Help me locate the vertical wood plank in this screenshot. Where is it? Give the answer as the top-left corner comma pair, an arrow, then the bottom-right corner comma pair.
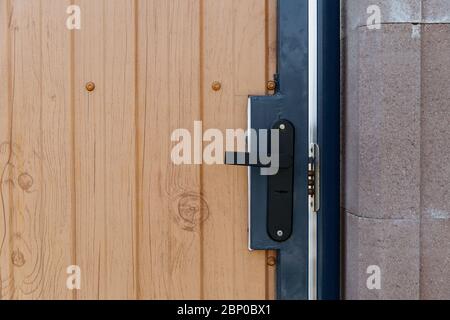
0,0 -> 13,300
0,0 -> 73,299
2,0 -> 43,300
202,0 -> 268,299
74,0 -> 137,299
136,0 -> 202,299
39,0 -> 74,300
202,0 -> 235,299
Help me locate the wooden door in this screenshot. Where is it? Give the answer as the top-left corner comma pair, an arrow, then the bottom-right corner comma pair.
0,0 -> 277,300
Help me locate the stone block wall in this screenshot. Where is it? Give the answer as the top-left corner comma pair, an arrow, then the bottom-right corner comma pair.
342,0 -> 450,300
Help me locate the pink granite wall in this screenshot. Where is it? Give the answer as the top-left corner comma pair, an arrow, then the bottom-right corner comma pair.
343,0 -> 450,300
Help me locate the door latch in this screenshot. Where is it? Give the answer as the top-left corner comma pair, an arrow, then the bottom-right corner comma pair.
308,143 -> 320,213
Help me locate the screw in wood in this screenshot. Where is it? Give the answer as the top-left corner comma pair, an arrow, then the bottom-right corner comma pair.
267,80 -> 276,91
85,82 -> 96,92
212,81 -> 222,92
267,256 -> 277,267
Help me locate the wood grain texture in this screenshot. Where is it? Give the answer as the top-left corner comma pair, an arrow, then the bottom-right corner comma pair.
2,0 -> 44,299
0,0 -> 13,300
202,0 -> 267,300
74,0 -> 137,300
0,0 -> 73,299
136,0 -> 202,299
0,0 -> 275,300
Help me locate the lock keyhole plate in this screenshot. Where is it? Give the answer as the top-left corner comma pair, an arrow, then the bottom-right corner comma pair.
267,120 -> 295,242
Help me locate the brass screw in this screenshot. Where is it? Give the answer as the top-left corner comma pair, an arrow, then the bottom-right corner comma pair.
267,256 -> 277,267
212,81 -> 222,92
267,80 -> 276,91
86,82 -> 96,92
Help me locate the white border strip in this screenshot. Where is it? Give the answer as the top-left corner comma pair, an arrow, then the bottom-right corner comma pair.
248,98 -> 253,251
308,0 -> 318,301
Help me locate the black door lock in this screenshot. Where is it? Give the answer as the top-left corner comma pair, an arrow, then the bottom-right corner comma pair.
225,120 -> 295,242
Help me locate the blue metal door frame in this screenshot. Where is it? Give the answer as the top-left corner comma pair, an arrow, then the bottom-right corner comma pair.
317,0 -> 340,301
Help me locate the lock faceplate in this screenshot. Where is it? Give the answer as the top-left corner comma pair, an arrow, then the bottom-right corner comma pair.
267,120 -> 295,242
